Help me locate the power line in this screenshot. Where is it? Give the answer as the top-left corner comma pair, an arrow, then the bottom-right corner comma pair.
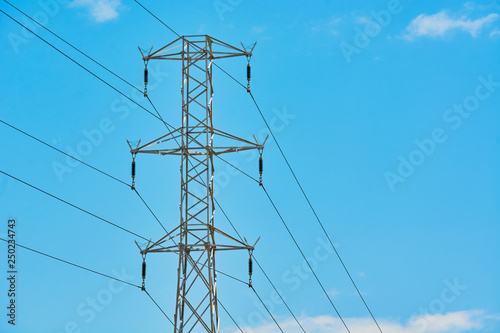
216,199 -> 307,333
0,169 -> 149,242
0,9 -> 172,127
217,269 -> 249,286
251,90 -> 384,332
252,255 -> 306,333
0,118 -> 171,237
134,188 -> 168,234
212,155 -> 321,333
215,154 -> 259,184
0,237 -> 176,328
0,119 -> 130,187
133,0 -> 180,38
262,185 -> 351,333
0,237 -> 141,289
218,299 -> 245,333
144,290 -> 175,327
3,0 -> 143,95
251,286 -> 284,333
214,62 -> 247,89
0,9 -> 173,237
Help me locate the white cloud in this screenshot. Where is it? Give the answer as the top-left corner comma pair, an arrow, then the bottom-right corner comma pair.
198,24 -> 207,34
328,288 -> 340,298
231,310 -> 498,333
404,10 -> 499,40
252,25 -> 266,34
70,0 -> 122,22
490,28 -> 500,37
310,17 -> 342,36
356,16 -> 371,24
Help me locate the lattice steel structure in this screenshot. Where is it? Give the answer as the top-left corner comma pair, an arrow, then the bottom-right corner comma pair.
132,35 -> 262,333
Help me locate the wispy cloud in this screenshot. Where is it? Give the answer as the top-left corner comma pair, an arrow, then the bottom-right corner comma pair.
328,288 -> 340,298
70,0 -> 122,22
403,9 -> 499,40
232,310 -> 498,333
490,28 -> 500,37
355,16 -> 371,24
310,17 -> 342,36
252,25 -> 266,34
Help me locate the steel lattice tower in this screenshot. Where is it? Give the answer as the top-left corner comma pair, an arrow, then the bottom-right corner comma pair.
132,35 -> 262,333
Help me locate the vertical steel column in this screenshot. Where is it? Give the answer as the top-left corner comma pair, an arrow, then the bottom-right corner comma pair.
133,35 -> 262,333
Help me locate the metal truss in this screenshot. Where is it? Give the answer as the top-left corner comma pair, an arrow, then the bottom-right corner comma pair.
133,35 -> 262,333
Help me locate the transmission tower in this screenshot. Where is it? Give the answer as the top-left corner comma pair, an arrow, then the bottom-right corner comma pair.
131,35 -> 263,332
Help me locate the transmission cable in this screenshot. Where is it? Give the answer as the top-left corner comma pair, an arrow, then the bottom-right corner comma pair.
251,90 -> 383,331
0,102 -> 169,236
0,119 -> 130,187
133,0 -> 180,38
133,188 -> 168,234
215,155 -> 259,184
144,290 -> 175,327
0,9 -> 172,127
250,285 -> 284,333
217,269 -> 249,286
215,200 -> 306,333
0,239 -> 139,289
0,237 -> 176,327
0,237 -> 141,288
262,185 -> 350,333
0,169 -> 149,242
218,299 -> 245,333
3,0 -> 143,94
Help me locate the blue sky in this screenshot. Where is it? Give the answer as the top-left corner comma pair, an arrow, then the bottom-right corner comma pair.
0,0 -> 499,332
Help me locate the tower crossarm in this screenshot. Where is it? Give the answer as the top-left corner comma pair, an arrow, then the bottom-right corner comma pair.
140,224 -> 255,255
131,126 -> 265,156
141,35 -> 252,62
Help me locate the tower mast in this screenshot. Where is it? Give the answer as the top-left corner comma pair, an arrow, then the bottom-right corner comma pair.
132,35 -> 262,333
